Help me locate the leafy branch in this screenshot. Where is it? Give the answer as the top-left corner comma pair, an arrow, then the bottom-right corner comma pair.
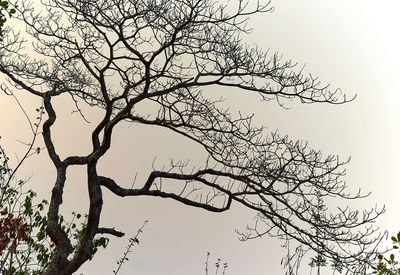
0,0 -> 15,40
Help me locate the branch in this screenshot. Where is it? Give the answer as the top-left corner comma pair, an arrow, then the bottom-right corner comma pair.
97,227 -> 125,238
98,175 -> 232,213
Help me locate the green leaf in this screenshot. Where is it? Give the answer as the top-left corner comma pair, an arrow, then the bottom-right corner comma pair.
37,231 -> 46,241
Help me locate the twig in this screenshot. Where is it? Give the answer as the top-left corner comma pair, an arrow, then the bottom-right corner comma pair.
113,220 -> 148,275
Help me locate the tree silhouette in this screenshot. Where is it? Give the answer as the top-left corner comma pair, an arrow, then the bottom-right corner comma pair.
0,0 -> 384,274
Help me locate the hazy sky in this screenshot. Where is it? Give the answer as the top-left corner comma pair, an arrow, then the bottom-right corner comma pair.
1,1 -> 400,274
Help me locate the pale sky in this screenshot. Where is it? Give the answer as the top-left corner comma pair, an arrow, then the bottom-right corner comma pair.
1,1 -> 400,274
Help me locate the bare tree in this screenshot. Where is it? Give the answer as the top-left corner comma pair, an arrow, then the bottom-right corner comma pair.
0,0 -> 384,274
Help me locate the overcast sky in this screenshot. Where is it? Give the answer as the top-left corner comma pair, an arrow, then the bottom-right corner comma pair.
1,1 -> 400,274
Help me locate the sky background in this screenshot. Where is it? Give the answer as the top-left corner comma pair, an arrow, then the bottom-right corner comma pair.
1,0 -> 400,274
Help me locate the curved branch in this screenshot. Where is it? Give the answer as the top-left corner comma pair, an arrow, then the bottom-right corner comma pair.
98,175 -> 232,213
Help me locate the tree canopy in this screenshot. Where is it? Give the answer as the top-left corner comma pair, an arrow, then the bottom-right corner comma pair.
0,0 -> 384,274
